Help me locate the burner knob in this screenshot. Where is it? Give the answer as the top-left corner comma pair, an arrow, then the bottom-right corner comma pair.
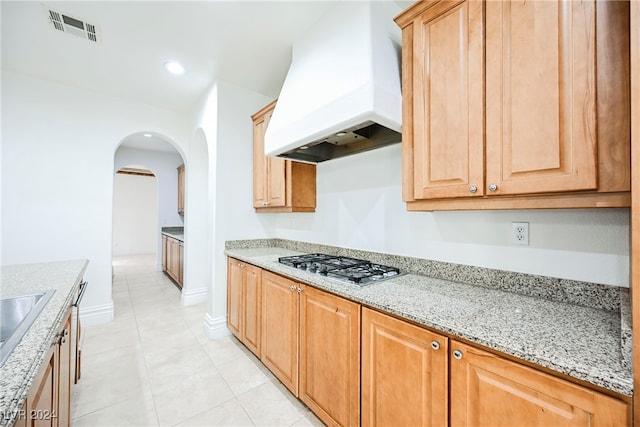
309,263 -> 317,273
298,262 -> 307,270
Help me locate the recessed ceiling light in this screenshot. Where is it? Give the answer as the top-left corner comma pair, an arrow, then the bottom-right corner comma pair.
164,60 -> 185,75
336,132 -> 347,137
143,133 -> 152,138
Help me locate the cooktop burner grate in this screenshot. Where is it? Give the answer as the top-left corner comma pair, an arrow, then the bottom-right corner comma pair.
278,253 -> 400,285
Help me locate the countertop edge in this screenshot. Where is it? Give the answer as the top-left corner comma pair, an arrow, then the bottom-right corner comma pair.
0,259 -> 88,427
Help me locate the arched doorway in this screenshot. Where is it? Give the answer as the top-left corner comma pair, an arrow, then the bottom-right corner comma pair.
113,132 -> 185,271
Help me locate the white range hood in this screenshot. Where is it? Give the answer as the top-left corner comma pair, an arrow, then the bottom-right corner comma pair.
264,1 -> 402,163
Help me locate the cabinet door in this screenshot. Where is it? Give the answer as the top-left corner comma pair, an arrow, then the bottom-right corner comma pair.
264,109 -> 287,208
299,286 -> 360,427
226,258 -> 243,338
253,104 -> 286,209
167,239 -> 175,280
162,235 -> 168,272
242,264 -> 262,356
485,0 -> 598,195
266,157 -> 287,207
362,308 -> 448,427
411,0 -> 484,199
261,271 -> 299,396
57,311 -> 72,427
177,164 -> 185,214
26,345 -> 56,427
449,340 -> 630,427
253,112 -> 268,208
178,241 -> 184,287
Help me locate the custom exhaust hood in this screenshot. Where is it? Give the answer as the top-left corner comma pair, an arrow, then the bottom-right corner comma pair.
264,1 -> 403,163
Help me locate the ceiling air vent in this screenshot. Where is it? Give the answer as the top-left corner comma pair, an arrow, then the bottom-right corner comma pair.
45,7 -> 100,43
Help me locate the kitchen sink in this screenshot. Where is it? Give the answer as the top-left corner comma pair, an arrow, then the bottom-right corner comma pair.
0,289 -> 56,365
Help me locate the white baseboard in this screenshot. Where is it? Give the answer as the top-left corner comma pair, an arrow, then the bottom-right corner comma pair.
80,302 -> 114,327
181,287 -> 207,305
203,313 -> 230,340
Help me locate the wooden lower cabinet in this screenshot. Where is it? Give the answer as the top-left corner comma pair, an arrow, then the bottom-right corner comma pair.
260,270 -> 300,395
299,286 -> 360,427
226,258 -> 262,356
26,344 -> 56,427
361,308 -> 447,427
162,235 -> 183,289
229,261 -> 630,427
259,269 -> 360,427
449,340 -> 630,427
24,308 -> 73,427
56,313 -> 72,427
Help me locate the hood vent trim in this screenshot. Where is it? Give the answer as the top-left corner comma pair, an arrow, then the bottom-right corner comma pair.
45,7 -> 100,43
278,122 -> 400,163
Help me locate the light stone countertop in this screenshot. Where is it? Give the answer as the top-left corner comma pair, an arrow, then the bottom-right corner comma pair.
161,227 -> 184,242
0,260 -> 88,427
225,245 -> 633,397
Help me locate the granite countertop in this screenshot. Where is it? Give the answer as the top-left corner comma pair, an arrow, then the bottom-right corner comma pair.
0,260 -> 88,427
225,243 -> 633,397
161,226 -> 184,242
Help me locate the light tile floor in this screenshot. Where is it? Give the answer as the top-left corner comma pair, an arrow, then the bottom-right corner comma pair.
71,254 -> 324,427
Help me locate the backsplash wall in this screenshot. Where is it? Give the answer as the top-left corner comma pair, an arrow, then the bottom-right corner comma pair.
272,144 -> 630,287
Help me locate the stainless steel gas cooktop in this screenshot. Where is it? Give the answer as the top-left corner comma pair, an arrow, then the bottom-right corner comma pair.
278,253 -> 400,285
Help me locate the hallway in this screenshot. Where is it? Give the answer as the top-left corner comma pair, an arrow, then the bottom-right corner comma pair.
71,254 -> 322,426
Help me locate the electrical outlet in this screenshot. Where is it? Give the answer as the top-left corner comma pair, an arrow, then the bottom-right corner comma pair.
512,222 -> 529,246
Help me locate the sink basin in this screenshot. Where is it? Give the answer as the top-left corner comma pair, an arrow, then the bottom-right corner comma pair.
0,289 -> 56,365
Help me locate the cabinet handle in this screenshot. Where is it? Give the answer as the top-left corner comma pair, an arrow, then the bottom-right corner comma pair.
290,285 -> 295,291
297,287 -> 303,293
263,201 -> 269,206
488,184 -> 498,192
469,185 -> 477,193
431,341 -> 440,351
453,349 -> 463,360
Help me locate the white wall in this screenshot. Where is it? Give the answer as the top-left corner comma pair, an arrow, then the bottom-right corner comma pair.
182,129 -> 210,304
112,173 -> 157,256
195,80 -> 274,336
114,146 -> 184,268
1,70 -> 193,325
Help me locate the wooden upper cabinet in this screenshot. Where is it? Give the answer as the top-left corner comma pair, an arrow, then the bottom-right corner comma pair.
485,0 -> 597,195
449,340 -> 630,427
410,0 -> 485,200
252,101 -> 317,213
177,163 -> 185,214
395,0 -> 631,210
